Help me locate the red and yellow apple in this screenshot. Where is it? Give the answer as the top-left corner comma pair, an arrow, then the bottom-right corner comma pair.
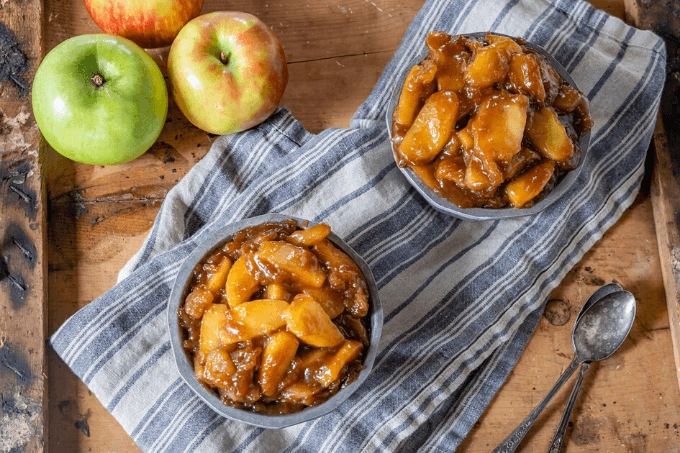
84,0 -> 204,49
167,11 -> 288,135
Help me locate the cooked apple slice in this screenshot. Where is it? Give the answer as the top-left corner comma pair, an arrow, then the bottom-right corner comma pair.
505,161 -> 555,208
471,92 -> 529,164
508,53 -> 546,104
298,347 -> 332,370
553,84 -> 584,113
184,286 -> 214,320
315,340 -> 363,388
457,125 -> 474,156
279,382 -> 319,405
193,354 -> 206,382
258,331 -> 299,397
525,107 -> 575,163
485,34 -> 523,53
503,147 -> 541,180
265,282 -> 291,301
302,284 -> 345,319
226,254 -> 261,308
313,239 -> 370,317
202,348 -> 237,388
394,66 -> 423,129
220,342 -> 262,403
553,84 -> 593,136
465,38 -> 520,89
400,91 -> 459,166
411,165 -> 440,191
436,155 -> 467,188
285,294 -> 345,347
312,239 -> 357,276
256,241 -> 326,288
221,299 -> 289,344
465,45 -> 507,89
199,303 -> 229,356
287,223 -> 332,247
207,256 -> 232,295
348,287 -> 370,318
464,155 -> 492,191
393,60 -> 437,129
464,153 -> 503,192
426,32 -> 469,92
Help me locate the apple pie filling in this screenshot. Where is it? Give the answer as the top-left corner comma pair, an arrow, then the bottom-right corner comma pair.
391,31 -> 593,209
178,220 -> 370,414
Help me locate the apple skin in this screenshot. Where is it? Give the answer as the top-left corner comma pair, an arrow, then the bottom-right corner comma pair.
84,0 -> 204,49
168,11 -> 288,135
32,34 -> 168,166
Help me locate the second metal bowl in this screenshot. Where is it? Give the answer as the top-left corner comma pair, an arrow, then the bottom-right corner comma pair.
166,213 -> 383,429
386,32 -> 592,221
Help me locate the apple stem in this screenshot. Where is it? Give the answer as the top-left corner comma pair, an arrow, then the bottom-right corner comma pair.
91,73 -> 105,88
219,51 -> 229,65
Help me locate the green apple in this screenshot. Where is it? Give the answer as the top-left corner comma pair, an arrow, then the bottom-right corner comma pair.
168,11 -> 288,135
32,34 -> 168,165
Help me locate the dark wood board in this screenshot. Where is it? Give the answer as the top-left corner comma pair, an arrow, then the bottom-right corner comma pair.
0,0 -> 47,452
624,0 -> 680,389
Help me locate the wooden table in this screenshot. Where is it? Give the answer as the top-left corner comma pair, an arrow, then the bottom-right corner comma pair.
4,0 -> 680,451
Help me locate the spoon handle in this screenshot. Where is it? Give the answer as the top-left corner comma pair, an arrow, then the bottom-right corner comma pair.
547,362 -> 590,453
492,358 -> 581,453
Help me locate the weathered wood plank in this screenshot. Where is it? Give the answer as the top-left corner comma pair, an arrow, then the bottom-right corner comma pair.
0,0 -> 47,452
624,0 -> 680,390
649,117 -> 680,389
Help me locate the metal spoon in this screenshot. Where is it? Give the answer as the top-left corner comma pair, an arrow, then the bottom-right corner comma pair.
492,290 -> 636,453
546,283 -> 623,453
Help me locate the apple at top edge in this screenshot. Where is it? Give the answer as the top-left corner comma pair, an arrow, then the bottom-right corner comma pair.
84,0 -> 204,49
32,34 -> 168,166
168,11 -> 288,136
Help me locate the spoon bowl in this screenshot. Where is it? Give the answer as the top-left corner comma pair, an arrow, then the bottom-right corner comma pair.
572,290 -> 636,362
575,283 -> 623,324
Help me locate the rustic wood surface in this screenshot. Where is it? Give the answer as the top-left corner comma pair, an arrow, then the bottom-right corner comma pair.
0,1 -> 48,452
39,0 -> 680,452
625,0 -> 680,391
650,117 -> 680,393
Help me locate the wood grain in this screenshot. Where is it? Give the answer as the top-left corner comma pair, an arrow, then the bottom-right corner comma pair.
624,0 -> 680,391
650,117 -> 680,390
40,0 -> 680,452
0,1 -> 47,452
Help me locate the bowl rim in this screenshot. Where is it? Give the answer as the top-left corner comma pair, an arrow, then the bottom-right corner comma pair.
166,213 -> 384,429
386,31 -> 592,221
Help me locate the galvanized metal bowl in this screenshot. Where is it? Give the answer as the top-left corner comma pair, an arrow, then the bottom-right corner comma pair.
386,32 -> 591,221
167,213 -> 383,429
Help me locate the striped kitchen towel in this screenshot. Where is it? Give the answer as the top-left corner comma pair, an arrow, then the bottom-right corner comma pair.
51,0 -> 666,451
